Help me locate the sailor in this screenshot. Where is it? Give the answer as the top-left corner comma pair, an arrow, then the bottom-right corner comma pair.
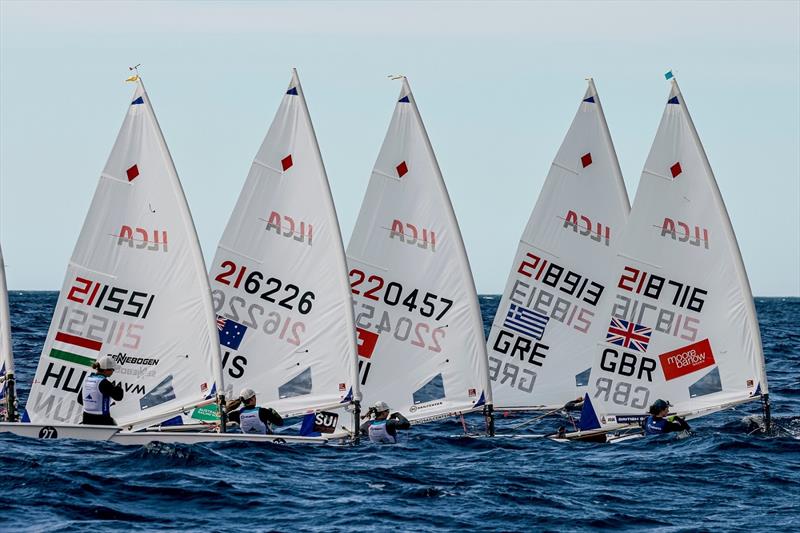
643,399 -> 690,435
359,401 -> 411,444
563,397 -> 584,411
77,355 -> 124,426
226,388 -> 283,435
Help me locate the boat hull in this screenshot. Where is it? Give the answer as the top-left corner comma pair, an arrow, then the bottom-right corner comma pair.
0,422 -> 332,445
0,422 -> 118,440
110,431 -> 330,445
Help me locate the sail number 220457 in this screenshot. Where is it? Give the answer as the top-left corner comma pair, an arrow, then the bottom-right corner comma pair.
349,269 -> 453,321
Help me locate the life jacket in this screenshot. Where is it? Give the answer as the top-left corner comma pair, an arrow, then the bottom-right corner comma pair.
239,407 -> 270,435
644,415 -> 667,435
368,419 -> 397,444
82,373 -> 110,416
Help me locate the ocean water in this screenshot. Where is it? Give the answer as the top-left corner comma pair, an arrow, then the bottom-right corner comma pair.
1,292 -> 798,532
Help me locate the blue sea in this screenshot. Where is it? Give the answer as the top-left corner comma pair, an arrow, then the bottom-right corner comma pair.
1,292 -> 798,532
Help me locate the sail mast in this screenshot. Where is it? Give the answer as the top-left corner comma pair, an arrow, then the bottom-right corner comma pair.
589,77 -> 631,211
205,69 -> 359,440
292,68 -> 363,439
670,76 -> 769,428
347,77 -> 492,433
0,244 -> 16,421
401,78 -> 494,432
137,77 -> 227,429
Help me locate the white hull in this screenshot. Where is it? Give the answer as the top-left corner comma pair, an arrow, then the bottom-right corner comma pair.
557,395 -> 764,443
607,433 -> 645,444
447,432 -> 545,439
0,422 -> 332,445
110,431 -> 330,445
549,430 -> 645,444
0,422 -> 118,441
491,406 -> 564,413
493,433 -> 547,439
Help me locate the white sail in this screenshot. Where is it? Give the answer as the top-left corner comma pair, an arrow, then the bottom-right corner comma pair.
487,80 -> 630,411
0,243 -> 15,419
24,79 -> 223,429
347,78 -> 491,424
207,69 -> 359,426
583,76 -> 767,429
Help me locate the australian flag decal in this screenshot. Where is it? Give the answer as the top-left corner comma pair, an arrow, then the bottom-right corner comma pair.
217,316 -> 248,350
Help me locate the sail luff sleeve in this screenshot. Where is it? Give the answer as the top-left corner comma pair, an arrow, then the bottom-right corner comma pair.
402,78 -> 494,406
293,69 -> 362,404
138,78 -> 226,399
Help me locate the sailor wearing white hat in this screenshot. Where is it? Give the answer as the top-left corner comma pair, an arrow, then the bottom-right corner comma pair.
226,388 -> 283,435
78,355 -> 124,426
360,401 -> 410,444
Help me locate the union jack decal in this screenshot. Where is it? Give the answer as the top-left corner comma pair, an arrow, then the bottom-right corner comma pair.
606,318 -> 652,353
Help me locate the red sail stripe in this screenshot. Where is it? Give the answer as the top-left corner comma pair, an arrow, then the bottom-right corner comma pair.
55,331 -> 102,351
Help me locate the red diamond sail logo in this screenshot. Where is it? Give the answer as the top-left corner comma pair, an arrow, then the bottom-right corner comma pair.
581,153 -> 593,168
670,162 -> 682,178
281,155 -> 293,171
396,161 -> 408,178
126,164 -> 139,182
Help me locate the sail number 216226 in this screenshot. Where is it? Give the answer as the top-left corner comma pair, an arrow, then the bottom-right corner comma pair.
214,260 -> 315,315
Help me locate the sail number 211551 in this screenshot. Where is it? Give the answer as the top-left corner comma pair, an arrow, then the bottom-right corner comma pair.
67,276 -> 155,319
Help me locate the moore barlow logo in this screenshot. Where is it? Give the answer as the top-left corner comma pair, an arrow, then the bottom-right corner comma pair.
659,338 -> 715,381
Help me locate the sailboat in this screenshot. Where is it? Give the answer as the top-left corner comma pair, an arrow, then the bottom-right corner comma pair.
201,69 -> 360,439
486,79 -> 630,421
0,76 -> 227,441
563,73 -> 770,441
0,76 -> 326,444
0,244 -> 17,422
347,77 -> 493,433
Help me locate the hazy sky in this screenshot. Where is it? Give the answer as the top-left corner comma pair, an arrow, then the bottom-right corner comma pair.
1,1 -> 798,295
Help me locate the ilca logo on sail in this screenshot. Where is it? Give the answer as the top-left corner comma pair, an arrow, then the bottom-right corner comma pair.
659,218 -> 710,249
116,225 -> 169,252
562,210 -> 612,246
263,210 -> 313,246
389,220 -> 437,252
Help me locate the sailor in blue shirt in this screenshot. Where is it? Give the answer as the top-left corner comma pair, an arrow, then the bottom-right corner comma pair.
359,401 -> 410,444
643,399 -> 690,435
